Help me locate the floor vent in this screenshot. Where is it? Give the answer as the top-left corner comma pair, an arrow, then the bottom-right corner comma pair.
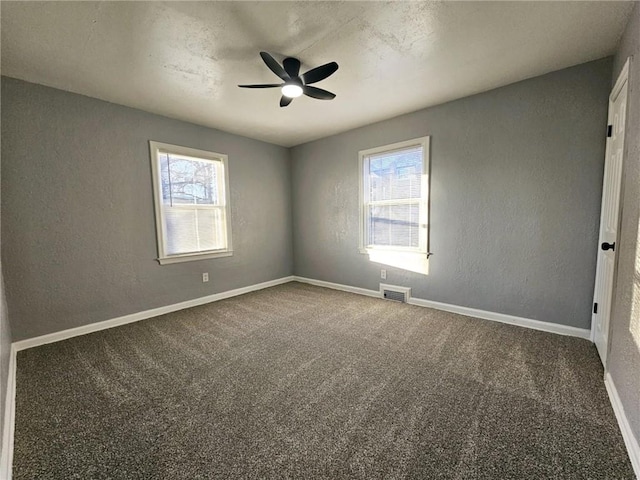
380,284 -> 411,303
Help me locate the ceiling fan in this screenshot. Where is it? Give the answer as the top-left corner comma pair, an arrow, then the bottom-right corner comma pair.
238,52 -> 339,107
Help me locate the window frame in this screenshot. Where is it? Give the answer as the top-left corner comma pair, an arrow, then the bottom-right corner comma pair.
358,136 -> 430,255
149,141 -> 233,265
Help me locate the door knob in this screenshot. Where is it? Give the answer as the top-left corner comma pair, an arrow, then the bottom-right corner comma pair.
601,242 -> 616,251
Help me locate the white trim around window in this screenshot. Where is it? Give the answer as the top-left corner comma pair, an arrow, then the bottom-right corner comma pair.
149,141 -> 233,265
359,136 -> 430,255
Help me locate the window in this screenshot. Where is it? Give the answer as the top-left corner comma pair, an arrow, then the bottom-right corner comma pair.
359,136 -> 430,255
149,141 -> 232,265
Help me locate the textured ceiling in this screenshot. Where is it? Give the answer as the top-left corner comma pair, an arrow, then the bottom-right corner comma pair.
1,1 -> 634,147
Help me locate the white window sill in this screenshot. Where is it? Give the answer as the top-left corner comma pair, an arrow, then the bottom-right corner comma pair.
157,251 -> 233,265
360,248 -> 430,275
359,247 -> 428,256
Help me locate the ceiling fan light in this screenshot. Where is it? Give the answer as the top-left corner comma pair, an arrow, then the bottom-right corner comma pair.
281,84 -> 303,98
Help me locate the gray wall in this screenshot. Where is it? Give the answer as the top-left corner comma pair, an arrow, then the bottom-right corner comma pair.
291,58 -> 612,330
1,78 -> 293,341
0,270 -> 9,459
609,2 -> 640,450
0,73 -> 10,461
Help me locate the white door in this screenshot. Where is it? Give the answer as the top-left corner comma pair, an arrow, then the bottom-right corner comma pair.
592,58 -> 630,366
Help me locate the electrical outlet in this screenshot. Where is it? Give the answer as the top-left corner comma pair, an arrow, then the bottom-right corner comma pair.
202,273 -> 209,283
381,269 -> 386,280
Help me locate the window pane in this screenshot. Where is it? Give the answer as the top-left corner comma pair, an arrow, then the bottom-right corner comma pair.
368,146 -> 422,201
159,153 -> 170,203
368,204 -> 420,248
161,153 -> 220,206
164,207 -> 226,255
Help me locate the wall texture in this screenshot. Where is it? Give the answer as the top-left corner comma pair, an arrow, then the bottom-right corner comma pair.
0,270 -> 9,460
2,78 -> 293,340
609,1 -> 640,451
0,74 -> 10,463
291,58 -> 612,330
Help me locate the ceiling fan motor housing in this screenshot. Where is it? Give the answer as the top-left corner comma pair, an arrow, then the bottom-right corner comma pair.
238,52 -> 339,107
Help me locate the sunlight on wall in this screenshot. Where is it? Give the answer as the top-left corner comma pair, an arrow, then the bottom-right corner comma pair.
631,213 -> 640,353
367,250 -> 429,275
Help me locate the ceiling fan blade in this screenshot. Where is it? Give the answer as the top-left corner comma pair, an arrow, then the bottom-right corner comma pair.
260,51 -> 289,81
301,62 -> 338,85
238,84 -> 283,88
283,57 -> 301,78
303,85 -> 336,100
280,96 -> 293,107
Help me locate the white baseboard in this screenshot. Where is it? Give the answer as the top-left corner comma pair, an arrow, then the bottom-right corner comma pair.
10,274 -> 591,353
605,372 -> 640,478
13,276 -> 295,352
0,345 -> 16,480
293,276 -> 383,299
293,276 -> 591,340
407,297 -> 591,339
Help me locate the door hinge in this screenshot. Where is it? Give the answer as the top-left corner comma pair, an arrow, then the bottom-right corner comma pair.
607,125 -> 612,137
593,302 -> 598,314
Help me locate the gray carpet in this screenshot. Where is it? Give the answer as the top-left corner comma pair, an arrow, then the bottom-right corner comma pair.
13,282 -> 634,479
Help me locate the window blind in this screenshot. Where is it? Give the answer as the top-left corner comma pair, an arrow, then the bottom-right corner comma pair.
365,145 -> 423,249
159,151 -> 227,256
